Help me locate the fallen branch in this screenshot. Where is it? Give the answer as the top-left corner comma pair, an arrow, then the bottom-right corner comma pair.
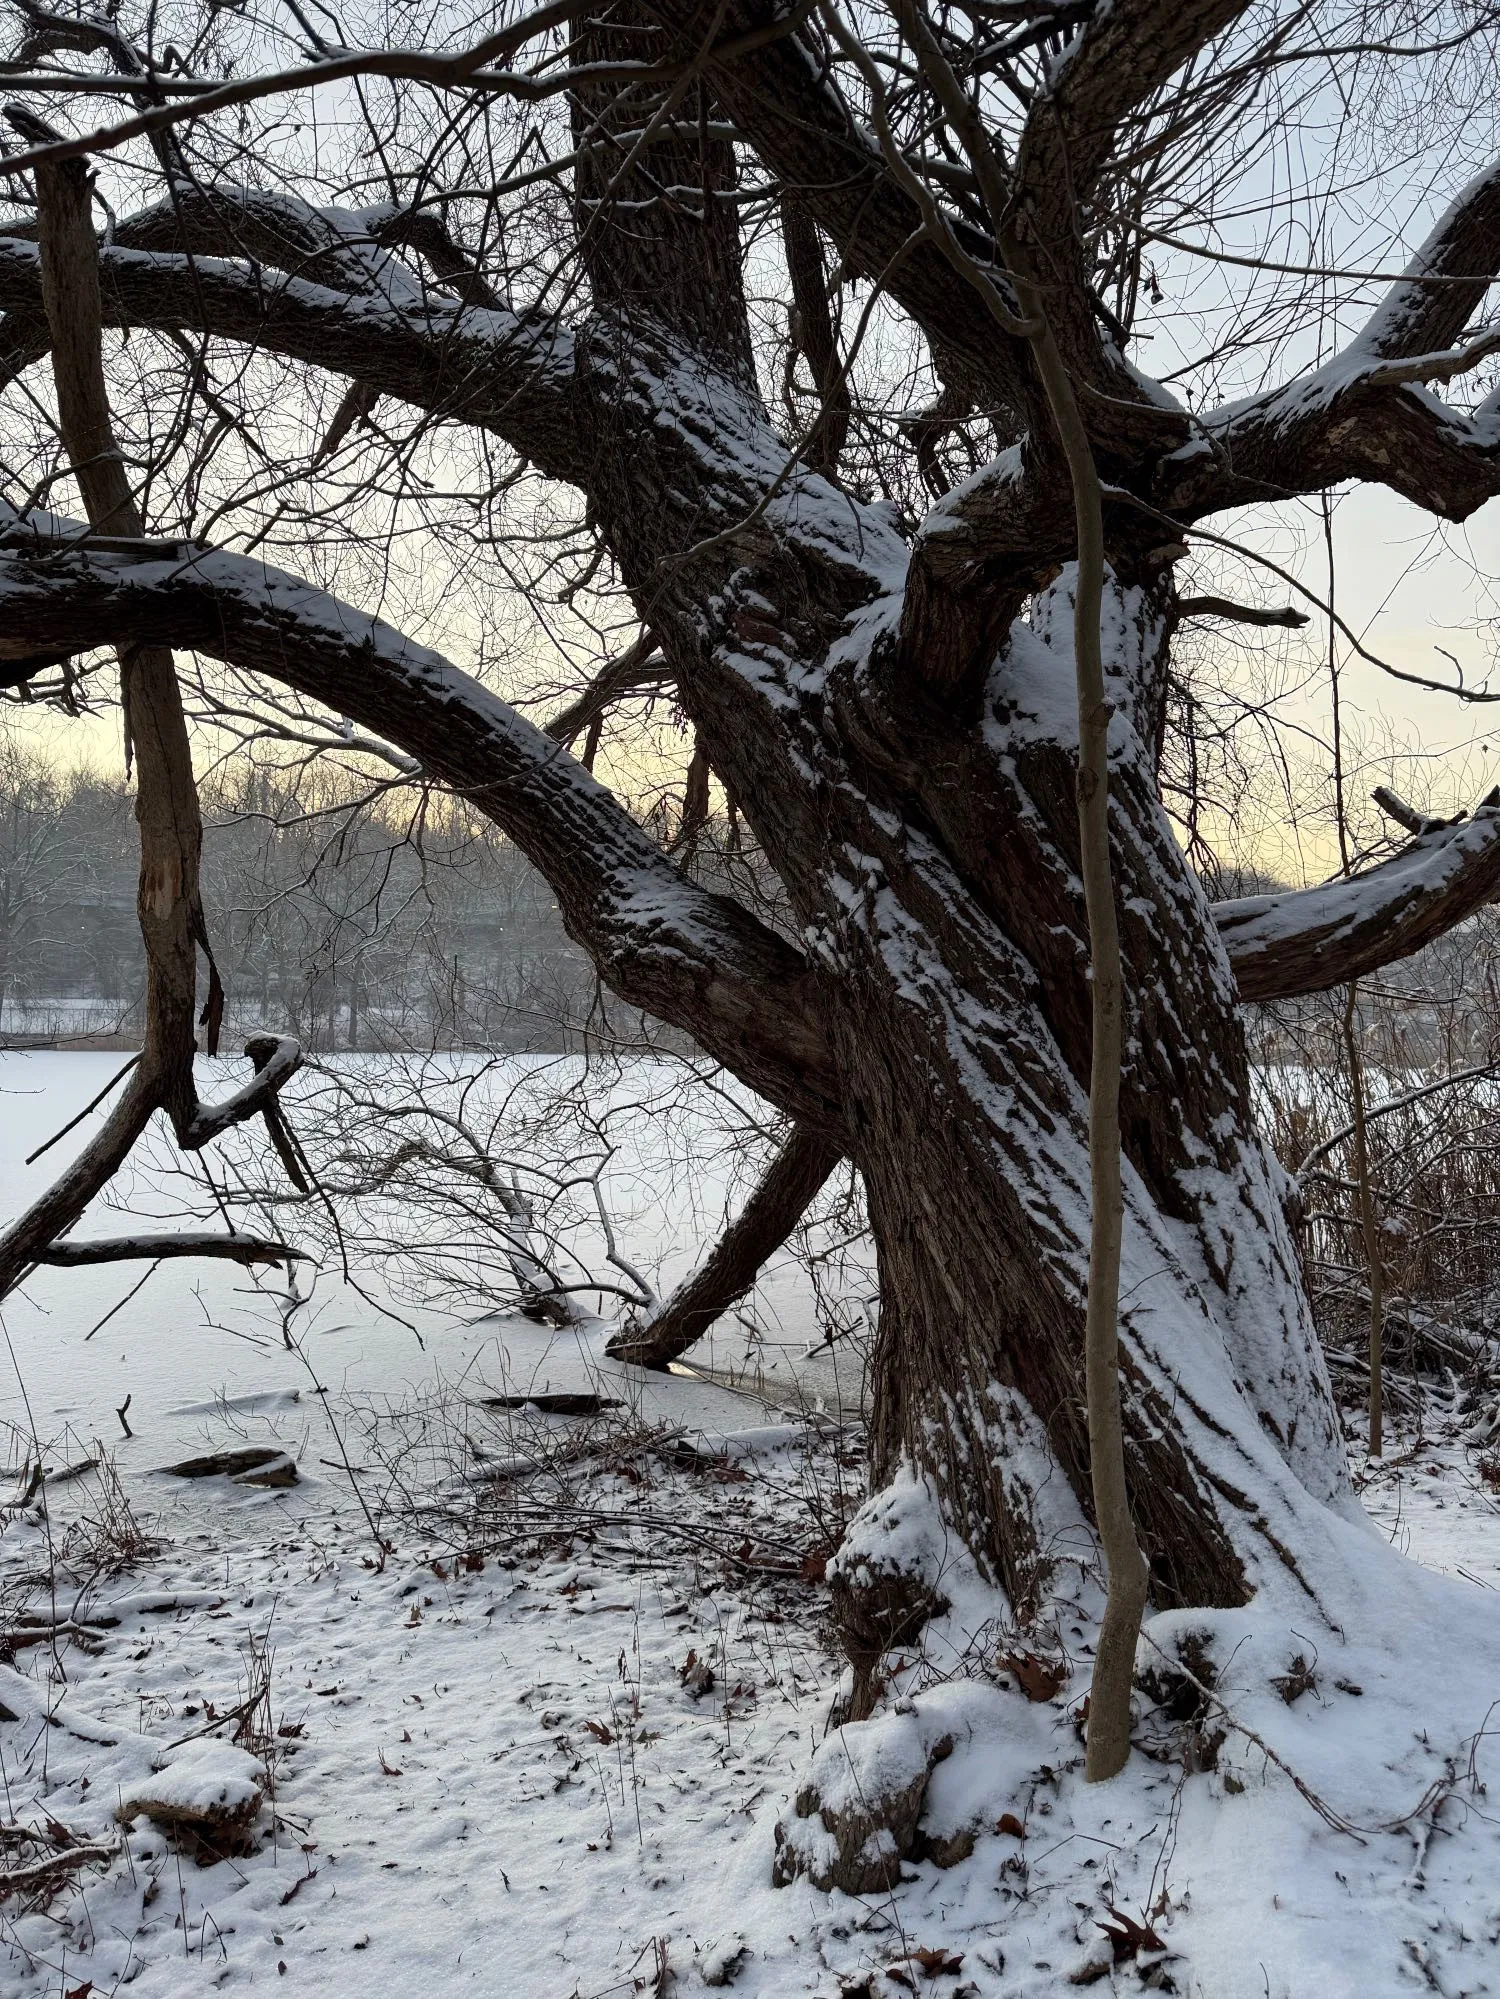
0,1840 -> 115,1897
36,1232 -> 305,1267
607,1123 -> 841,1369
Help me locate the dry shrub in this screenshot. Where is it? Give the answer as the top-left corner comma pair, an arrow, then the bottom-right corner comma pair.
60,1452 -> 162,1578
1251,938 -> 1500,1410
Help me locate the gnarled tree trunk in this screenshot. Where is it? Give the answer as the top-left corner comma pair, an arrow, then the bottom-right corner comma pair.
4,0 -> 1500,1682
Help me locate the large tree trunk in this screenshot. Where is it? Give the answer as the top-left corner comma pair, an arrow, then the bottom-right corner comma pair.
796,577 -> 1348,1622
563,218 -> 1346,1617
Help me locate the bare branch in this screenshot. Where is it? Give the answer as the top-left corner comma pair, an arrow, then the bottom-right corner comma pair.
544,632 -> 669,746
1177,595 -> 1309,629
607,1123 -> 841,1368
0,0 -> 592,176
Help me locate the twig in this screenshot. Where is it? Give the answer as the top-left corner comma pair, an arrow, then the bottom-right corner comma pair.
24,1055 -> 139,1164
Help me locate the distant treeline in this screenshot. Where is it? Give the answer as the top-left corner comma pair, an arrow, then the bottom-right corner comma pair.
0,745 -> 621,1052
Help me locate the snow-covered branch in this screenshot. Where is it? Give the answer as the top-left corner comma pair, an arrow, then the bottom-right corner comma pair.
0,526 -> 842,1130
1214,797 -> 1500,1003
36,1232 -> 305,1266
184,1036 -> 303,1149
1355,152 -> 1500,365
0,234 -> 589,484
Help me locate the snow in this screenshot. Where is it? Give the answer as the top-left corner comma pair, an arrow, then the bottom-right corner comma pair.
120,1742 -> 266,1823
0,1058 -> 1497,1995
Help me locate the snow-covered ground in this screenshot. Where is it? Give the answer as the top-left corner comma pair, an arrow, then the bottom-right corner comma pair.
0,1056 -> 1497,1998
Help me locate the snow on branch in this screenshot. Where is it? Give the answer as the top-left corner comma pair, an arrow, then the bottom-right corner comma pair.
35,1233 -> 305,1266
0,524 -> 842,1130
1213,794 -> 1500,1003
0,234 -> 587,483
1354,322 -> 1500,391
1356,151 -> 1500,364
184,1036 -> 303,1149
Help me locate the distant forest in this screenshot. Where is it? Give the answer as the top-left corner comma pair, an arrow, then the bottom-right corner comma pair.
0,744 -> 610,1051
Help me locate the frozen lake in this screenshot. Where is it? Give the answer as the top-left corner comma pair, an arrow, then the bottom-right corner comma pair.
0,1052 -> 869,1475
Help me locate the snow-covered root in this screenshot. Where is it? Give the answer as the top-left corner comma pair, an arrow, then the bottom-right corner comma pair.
776,1467 -> 1500,1996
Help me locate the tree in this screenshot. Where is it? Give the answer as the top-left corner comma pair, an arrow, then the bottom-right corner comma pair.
1,0 -> 1500,1719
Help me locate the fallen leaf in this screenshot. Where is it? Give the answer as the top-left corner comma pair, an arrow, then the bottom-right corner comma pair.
996,1812 -> 1027,1839
892,1945 -> 964,1976
800,1549 -> 828,1584
278,1869 -> 317,1907
378,1749 -> 403,1777
584,1718 -> 615,1745
997,1650 -> 1066,1702
1097,1906 -> 1165,1963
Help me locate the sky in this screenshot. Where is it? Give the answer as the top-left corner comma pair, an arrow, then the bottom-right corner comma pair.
7,1 -> 1500,893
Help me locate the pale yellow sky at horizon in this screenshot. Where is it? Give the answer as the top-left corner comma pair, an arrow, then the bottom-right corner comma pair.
8,477 -> 1500,893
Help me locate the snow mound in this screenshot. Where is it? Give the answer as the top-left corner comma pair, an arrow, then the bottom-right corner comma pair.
120,1740 -> 265,1830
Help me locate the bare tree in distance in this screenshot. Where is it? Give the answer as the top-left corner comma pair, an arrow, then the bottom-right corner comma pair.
4,0 -> 1500,1783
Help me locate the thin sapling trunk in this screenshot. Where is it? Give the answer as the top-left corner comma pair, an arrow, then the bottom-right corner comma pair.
1342,982 -> 1385,1458
886,2 -> 1149,1782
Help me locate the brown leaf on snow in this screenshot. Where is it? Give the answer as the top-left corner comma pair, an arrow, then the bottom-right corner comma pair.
890,1946 -> 964,1978
584,1718 -> 615,1745
1097,1906 -> 1165,1962
378,1749 -> 403,1777
278,1867 -> 318,1907
995,1812 -> 1027,1839
997,1650 -> 1066,1702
